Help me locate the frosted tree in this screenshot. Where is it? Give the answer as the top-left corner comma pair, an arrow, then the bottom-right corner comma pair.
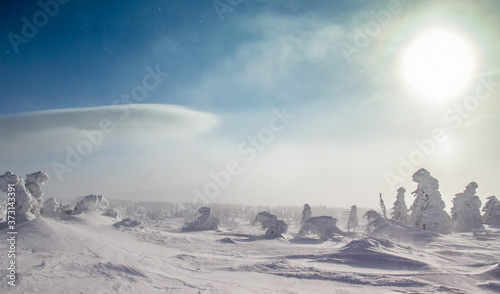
74,195 -> 109,214
183,207 -> 222,231
408,168 -> 451,234
41,197 -> 60,216
301,204 -> 312,225
253,211 -> 288,239
347,205 -> 358,233
0,171 -> 38,221
482,196 -> 500,226
451,182 -> 484,232
25,171 -> 49,211
391,187 -> 409,223
298,216 -> 344,240
379,193 -> 387,219
0,200 -> 6,222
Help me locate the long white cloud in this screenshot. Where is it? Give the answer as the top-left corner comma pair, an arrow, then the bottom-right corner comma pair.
0,104 -> 219,159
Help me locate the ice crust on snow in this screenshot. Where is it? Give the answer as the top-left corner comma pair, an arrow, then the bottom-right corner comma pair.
451,182 -> 484,232
253,211 -> 288,239
183,207 -> 222,231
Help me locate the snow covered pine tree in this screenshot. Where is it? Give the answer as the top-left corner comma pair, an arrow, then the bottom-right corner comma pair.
408,168 -> 451,234
451,182 -> 484,232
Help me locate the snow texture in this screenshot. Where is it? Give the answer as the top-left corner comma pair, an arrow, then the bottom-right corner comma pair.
298,216 -> 344,240
451,182 -> 484,232
482,195 -> 500,226
408,168 -> 451,234
74,195 -> 110,214
183,206 -> 222,231
301,204 -> 312,225
391,187 -> 409,223
253,211 -> 288,239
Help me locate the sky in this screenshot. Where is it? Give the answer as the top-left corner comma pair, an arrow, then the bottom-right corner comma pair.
1,0 -> 499,209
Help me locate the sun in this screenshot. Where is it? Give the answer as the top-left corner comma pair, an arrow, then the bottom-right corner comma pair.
401,28 -> 478,101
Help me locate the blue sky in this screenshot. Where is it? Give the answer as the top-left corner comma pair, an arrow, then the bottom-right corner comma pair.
1,0 -> 500,209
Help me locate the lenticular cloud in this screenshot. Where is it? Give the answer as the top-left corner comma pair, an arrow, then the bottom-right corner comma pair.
0,104 -> 219,159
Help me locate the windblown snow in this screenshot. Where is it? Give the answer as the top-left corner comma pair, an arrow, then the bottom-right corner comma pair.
1,169 -> 499,293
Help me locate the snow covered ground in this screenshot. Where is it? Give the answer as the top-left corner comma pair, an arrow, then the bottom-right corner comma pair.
1,209 -> 500,293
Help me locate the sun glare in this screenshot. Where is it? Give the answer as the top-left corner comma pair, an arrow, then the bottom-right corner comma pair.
401,28 -> 477,101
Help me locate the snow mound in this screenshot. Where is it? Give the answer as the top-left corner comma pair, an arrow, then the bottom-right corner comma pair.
183,207 -> 222,231
328,237 -> 429,270
365,210 -> 439,245
477,281 -> 500,292
74,195 -> 109,214
3,217 -> 81,252
231,259 -> 428,287
93,261 -> 147,278
113,218 -> 148,230
219,237 -> 236,244
297,216 -> 344,240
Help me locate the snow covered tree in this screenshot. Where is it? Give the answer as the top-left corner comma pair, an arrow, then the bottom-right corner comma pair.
0,200 -> 6,222
253,211 -> 288,239
298,216 -> 343,240
482,196 -> 500,226
0,171 -> 39,221
41,197 -> 60,217
301,204 -> 312,225
347,205 -> 358,232
451,182 -> 484,232
183,207 -> 222,231
391,187 -> 409,223
408,168 -> 451,234
364,210 -> 388,233
25,171 -> 49,215
74,195 -> 109,214
379,193 -> 387,219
